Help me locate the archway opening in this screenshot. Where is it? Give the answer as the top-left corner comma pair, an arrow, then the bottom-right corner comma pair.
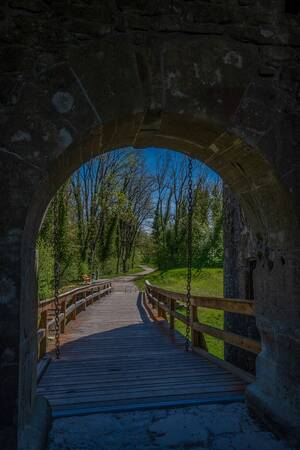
34,144 -> 263,423
36,146 -> 228,355
19,114 -> 300,448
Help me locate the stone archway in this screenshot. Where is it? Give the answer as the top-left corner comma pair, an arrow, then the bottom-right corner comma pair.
0,31 -> 299,449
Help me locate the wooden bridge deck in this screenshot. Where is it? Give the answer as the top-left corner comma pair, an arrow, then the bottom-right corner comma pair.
37,277 -> 246,418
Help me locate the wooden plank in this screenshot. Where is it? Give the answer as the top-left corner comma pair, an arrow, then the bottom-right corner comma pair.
52,393 -> 245,418
52,389 -> 244,412
38,378 -> 242,396
42,361 -> 230,385
193,347 -> 255,384
38,276 -> 247,416
193,322 -> 261,354
38,372 -> 239,391
42,383 -> 245,404
40,362 -> 226,377
45,382 -> 245,405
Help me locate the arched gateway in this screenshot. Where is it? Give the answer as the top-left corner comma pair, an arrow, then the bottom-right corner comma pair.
0,3 -> 299,448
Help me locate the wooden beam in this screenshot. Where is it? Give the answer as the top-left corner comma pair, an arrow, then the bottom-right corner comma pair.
191,297 -> 254,316
169,298 -> 175,330
193,322 -> 261,354
173,311 -> 189,325
145,280 -> 255,316
38,309 -> 48,358
191,305 -> 207,350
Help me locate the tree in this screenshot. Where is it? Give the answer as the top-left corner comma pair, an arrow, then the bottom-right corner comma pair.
37,148 -> 223,300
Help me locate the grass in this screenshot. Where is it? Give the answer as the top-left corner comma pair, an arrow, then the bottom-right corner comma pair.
100,265 -> 145,279
135,267 -> 224,359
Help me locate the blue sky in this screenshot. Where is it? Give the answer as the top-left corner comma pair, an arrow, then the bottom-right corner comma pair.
135,147 -> 220,233
139,147 -> 220,182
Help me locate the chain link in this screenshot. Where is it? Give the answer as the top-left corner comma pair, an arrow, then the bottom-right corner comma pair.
53,193 -> 61,359
185,156 -> 193,352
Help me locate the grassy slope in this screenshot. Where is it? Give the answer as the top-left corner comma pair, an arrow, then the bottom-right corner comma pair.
135,268 -> 224,359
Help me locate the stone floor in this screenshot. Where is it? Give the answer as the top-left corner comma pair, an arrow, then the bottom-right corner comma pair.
47,402 -> 294,450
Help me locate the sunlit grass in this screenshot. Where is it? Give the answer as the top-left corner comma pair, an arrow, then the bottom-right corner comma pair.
135,267 -> 224,359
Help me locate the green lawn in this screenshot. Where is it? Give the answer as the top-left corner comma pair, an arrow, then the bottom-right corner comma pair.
135,267 -> 224,359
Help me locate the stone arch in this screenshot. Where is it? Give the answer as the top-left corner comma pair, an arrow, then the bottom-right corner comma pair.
1,35 -> 299,447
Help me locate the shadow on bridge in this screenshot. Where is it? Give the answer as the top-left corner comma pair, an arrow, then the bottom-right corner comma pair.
37,291 -> 246,418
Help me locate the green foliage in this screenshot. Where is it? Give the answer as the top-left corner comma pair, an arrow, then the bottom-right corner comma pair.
37,150 -> 224,304
37,150 -> 152,298
37,238 -> 54,300
151,156 -> 223,271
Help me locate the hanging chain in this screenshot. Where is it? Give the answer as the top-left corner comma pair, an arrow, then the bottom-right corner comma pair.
53,193 -> 61,359
185,156 -> 193,352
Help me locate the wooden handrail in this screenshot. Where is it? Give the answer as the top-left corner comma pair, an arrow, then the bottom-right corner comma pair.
144,280 -> 255,315
144,280 -> 261,380
37,281 -> 112,360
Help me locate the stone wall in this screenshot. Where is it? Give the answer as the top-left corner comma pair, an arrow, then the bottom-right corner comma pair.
223,184 -> 260,374
0,1 -> 300,449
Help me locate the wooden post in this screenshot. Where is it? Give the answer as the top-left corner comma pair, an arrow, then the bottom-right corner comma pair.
150,289 -> 155,308
83,291 -> 87,311
157,292 -> 161,317
169,298 -> 175,330
160,294 -> 167,320
39,309 -> 48,358
145,288 -> 149,305
154,290 -> 158,310
73,295 -> 77,320
61,300 -> 66,333
191,305 -> 207,350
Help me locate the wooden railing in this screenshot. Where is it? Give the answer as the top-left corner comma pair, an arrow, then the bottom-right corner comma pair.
37,281 -> 112,359
144,280 -> 260,382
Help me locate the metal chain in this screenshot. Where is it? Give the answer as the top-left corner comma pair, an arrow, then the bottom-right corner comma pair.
185,156 -> 193,352
53,193 -> 61,359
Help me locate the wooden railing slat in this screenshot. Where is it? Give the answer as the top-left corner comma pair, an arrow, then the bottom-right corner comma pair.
173,311 -> 189,325
191,297 -> 255,316
193,322 -> 261,354
37,281 -> 112,360
144,280 -> 260,377
145,280 -> 255,315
